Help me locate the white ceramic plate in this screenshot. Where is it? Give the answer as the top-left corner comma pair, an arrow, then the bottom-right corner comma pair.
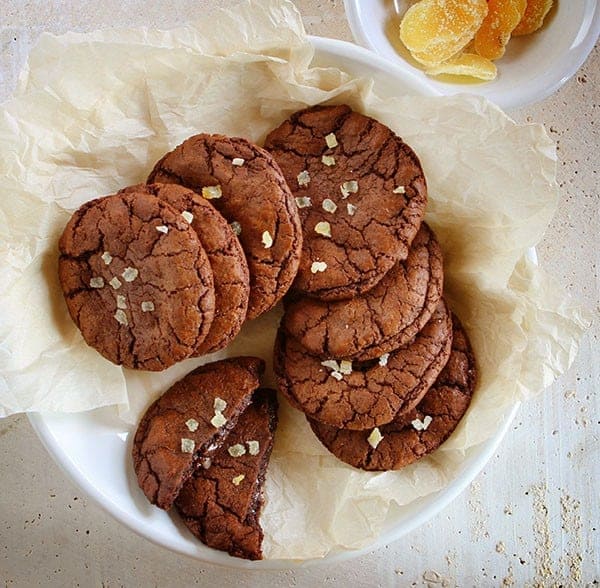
29,37 -> 522,569
344,0 -> 600,110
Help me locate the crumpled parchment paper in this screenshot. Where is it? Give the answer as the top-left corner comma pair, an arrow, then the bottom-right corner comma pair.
0,0 -> 590,560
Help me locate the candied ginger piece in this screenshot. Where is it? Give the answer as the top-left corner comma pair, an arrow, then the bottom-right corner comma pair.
425,53 -> 498,81
474,0 -> 527,60
513,0 -> 553,35
400,0 -> 488,65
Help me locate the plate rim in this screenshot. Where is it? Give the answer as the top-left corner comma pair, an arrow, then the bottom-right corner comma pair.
27,35 -> 525,569
27,401 -> 521,568
342,0 -> 600,110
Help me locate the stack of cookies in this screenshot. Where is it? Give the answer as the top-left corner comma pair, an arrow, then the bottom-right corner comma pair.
57,103 -> 478,558
58,136 -> 303,371
266,104 -> 477,471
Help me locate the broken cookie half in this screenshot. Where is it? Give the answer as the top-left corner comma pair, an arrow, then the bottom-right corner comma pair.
176,388 -> 278,561
132,357 -> 278,560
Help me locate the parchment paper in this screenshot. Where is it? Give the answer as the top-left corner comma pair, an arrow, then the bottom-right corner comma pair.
0,0 -> 590,559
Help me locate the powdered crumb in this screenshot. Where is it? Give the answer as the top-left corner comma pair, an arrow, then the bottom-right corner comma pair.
468,480 -> 490,540
530,483 -> 555,583
502,565 -> 515,586
422,570 -> 456,587
559,493 -> 582,583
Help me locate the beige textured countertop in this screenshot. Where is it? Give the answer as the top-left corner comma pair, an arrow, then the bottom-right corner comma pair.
1,1 -> 598,586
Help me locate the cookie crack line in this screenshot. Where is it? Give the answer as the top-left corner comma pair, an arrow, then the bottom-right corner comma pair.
265,105 -> 426,300
148,133 -> 303,319
58,190 -> 215,371
133,376 -> 275,561
276,300 -> 453,430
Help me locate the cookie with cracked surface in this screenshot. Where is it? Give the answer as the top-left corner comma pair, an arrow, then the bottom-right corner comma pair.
274,300 -> 453,430
132,357 -> 264,511
283,223 -> 443,361
120,183 -> 250,355
175,388 -> 278,560
308,313 -> 476,470
147,134 -> 302,320
58,191 -> 215,371
264,104 -> 427,300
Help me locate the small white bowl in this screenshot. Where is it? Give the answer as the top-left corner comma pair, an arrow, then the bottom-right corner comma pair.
343,0 -> 600,110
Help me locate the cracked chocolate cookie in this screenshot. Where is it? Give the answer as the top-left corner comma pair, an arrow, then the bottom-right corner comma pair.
175,388 -> 278,560
264,104 -> 428,300
132,357 -> 264,510
58,191 -> 215,371
283,223 -> 443,361
147,134 -> 302,320
309,313 -> 476,471
274,301 -> 453,430
120,183 -> 250,355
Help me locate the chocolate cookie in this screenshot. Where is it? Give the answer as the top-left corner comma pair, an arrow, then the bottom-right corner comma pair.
120,183 -> 250,355
309,314 -> 476,471
58,191 -> 215,371
175,388 -> 278,560
264,104 -> 427,300
132,357 -> 264,510
283,223 -> 443,360
147,134 -> 302,320
274,301 -> 453,430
